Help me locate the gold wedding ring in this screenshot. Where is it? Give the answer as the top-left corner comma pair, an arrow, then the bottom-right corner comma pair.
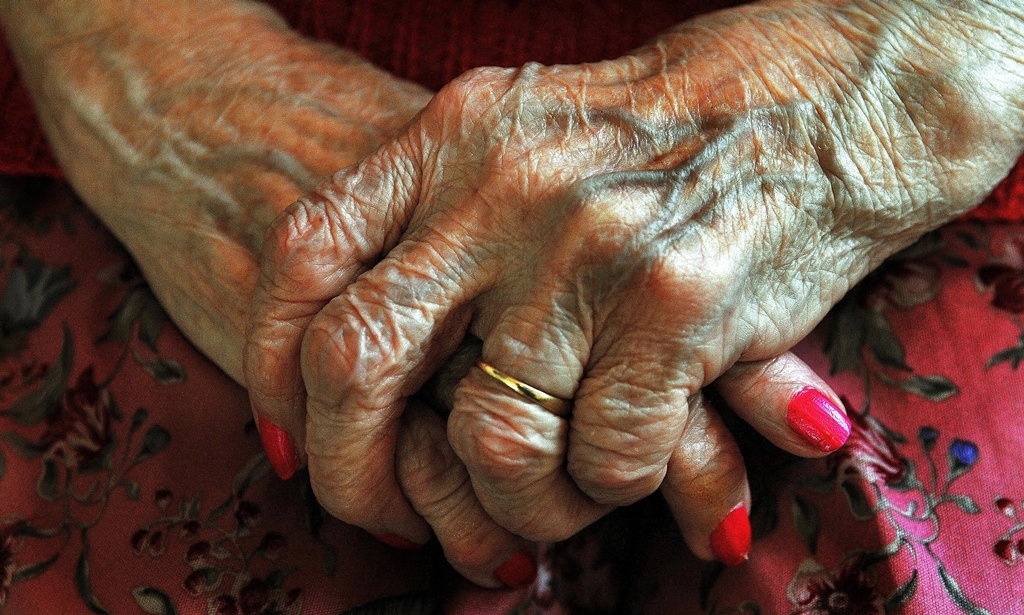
475,359 -> 572,415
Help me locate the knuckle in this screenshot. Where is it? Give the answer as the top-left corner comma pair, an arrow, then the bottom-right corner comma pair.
575,380 -> 686,451
560,169 -> 736,305
643,250 -> 698,297
645,249 -> 728,309
446,66 -> 515,97
365,247 -> 451,315
321,163 -> 399,250
560,167 -> 679,234
260,197 -> 357,299
580,368 -> 684,416
264,197 -> 326,266
447,407 -> 540,486
566,383 -> 682,505
301,300 -> 414,407
430,66 -> 518,122
270,172 -> 391,282
302,316 -> 359,382
301,313 -> 394,409
555,176 -> 698,296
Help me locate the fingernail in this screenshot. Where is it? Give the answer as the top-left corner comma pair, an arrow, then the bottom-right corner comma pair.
371,533 -> 424,550
257,416 -> 300,480
494,550 -> 537,588
787,387 -> 851,453
710,503 -> 751,566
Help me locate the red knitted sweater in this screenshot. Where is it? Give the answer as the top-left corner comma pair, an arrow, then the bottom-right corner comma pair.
1,0 -> 1020,220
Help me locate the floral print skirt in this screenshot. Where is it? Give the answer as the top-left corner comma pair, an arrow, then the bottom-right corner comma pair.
1,176 -> 1023,615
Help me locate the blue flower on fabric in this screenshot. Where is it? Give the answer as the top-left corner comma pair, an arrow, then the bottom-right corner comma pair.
948,439 -> 979,480
918,426 -> 939,451
950,439 -> 978,466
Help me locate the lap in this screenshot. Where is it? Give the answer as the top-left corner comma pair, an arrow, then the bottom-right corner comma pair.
0,176 -> 1020,614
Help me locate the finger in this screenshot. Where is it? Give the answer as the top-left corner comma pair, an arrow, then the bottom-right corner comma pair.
545,201 -> 741,511
660,392 -> 752,566
397,400 -> 537,589
448,251 -> 697,535
714,352 -> 850,456
448,362 -> 612,542
243,136 -> 420,479
301,224 -> 485,544
446,292 -> 612,542
565,321 -> 696,507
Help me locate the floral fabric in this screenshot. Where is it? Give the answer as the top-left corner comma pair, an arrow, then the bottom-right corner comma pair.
2,179 -> 1024,615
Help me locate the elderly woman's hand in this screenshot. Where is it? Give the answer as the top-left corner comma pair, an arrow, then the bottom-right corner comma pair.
245,0 -> 1024,576
0,0 -> 824,593
0,0 -> 434,379
1,0 -> 835,589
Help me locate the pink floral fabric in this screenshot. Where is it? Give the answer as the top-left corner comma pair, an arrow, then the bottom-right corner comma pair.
2,177 -> 1024,615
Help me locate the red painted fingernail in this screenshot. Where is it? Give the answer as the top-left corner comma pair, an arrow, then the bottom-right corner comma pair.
710,503 -> 751,566
787,387 -> 851,453
494,550 -> 537,588
257,416 -> 300,480
371,533 -> 424,550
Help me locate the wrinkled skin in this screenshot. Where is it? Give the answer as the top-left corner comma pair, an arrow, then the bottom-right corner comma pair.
0,0 -> 433,379
4,0 -> 1024,591
245,0 -> 1024,583
0,0 -> 840,588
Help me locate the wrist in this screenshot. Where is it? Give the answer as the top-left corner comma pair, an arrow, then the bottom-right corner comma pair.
623,0 -> 1024,258
842,0 -> 1024,206
1,0 -> 431,381
2,0 -> 428,215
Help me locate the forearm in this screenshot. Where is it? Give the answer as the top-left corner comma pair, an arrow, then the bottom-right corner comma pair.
0,0 -> 430,380
629,0 -> 1024,265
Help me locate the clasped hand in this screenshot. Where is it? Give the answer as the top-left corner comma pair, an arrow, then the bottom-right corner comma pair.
243,2 -> 996,587
3,0 -> 1016,592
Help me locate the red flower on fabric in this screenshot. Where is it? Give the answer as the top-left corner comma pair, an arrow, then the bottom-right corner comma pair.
827,409 -> 906,487
211,595 -> 240,615
233,501 -> 261,529
237,578 -> 271,615
786,554 -> 885,615
39,367 -> 112,469
977,235 -> 1024,313
993,538 -> 1024,565
209,581 -> 300,615
0,519 -> 24,606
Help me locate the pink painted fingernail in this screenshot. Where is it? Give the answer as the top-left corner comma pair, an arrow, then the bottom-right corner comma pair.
257,416 -> 300,480
371,533 -> 424,550
787,387 -> 851,453
494,550 -> 537,588
710,503 -> 751,566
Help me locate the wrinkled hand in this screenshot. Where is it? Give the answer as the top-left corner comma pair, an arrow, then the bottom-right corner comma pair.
244,0 -> 1024,585
4,0 -> 821,587
0,0 -> 432,380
